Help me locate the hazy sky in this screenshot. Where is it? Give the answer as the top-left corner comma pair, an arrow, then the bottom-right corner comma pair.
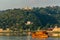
0,0 -> 60,10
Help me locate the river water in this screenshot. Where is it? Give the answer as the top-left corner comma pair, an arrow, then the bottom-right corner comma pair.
0,36 -> 59,40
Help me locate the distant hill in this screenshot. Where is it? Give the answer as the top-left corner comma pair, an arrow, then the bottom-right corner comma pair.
0,6 -> 60,30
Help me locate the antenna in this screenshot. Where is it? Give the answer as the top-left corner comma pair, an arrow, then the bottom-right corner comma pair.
26,0 -> 28,7
24,0 -> 32,10
52,0 -> 55,6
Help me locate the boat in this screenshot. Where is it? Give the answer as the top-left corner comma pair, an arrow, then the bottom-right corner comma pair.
32,31 -> 49,38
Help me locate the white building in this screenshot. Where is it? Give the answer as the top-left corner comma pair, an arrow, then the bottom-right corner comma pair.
26,21 -> 33,25
52,26 -> 60,32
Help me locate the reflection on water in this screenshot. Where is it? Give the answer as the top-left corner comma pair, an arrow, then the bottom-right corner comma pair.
0,36 -> 59,40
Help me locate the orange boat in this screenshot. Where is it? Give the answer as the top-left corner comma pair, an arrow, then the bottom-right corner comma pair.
32,31 -> 49,38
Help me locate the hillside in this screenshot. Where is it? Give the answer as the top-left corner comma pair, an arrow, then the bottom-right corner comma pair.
0,6 -> 60,31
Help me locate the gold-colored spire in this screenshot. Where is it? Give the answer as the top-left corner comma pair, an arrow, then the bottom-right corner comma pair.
23,6 -> 32,10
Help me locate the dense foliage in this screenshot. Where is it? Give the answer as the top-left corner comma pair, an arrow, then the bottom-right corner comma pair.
0,6 -> 60,31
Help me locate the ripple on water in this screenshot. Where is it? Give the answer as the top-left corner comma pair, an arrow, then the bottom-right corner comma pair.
0,36 -> 60,40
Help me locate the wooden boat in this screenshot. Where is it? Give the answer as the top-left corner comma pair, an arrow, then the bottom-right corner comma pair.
32,31 -> 49,38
